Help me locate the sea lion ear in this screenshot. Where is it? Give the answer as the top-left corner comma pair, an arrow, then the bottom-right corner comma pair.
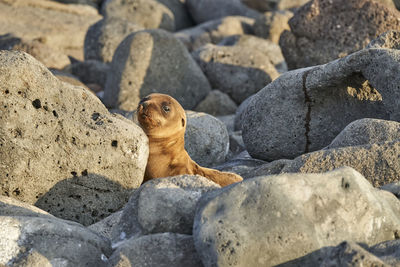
182,118 -> 185,127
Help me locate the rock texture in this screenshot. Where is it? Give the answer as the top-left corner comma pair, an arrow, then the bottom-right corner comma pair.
174,16 -> 255,52
0,197 -> 112,266
0,51 -> 148,225
156,0 -> 194,30
279,0 -> 400,69
194,90 -> 238,117
186,0 -> 259,24
0,0 -> 101,61
185,111 -> 230,167
84,18 -> 144,63
103,29 -> 211,111
101,0 -> 175,32
241,48 -> 399,161
113,175 -> 219,241
193,43 -> 279,104
367,30 -> 400,49
108,233 -> 203,267
325,118 -> 400,149
194,167 -> 400,266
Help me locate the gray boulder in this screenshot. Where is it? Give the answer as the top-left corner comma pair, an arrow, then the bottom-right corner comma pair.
0,215 -> 111,266
325,118 -> 400,149
282,140 -> 400,187
174,16 -> 255,52
186,0 -> 260,24
242,48 -> 399,161
101,0 -> 175,32
0,0 -> 101,61
194,90 -> 238,116
192,43 -> 279,104
113,175 -> 219,242
279,0 -> 400,69
84,17 -> 144,63
253,10 -> 293,44
88,210 -> 123,241
185,111 -> 230,167
194,167 -> 400,267
103,29 -> 211,111
108,233 -> 203,267
0,51 -> 148,225
241,0 -> 310,12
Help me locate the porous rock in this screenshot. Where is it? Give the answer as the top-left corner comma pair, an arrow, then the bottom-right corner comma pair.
174,16 -> 255,52
194,167 -> 400,266
0,0 -> 101,60
0,215 -> 111,266
279,0 -> 400,69
186,0 -> 260,24
253,10 -> 293,44
192,43 -> 279,104
103,29 -> 211,111
367,30 -> 400,49
325,118 -> 400,149
282,140 -> 400,187
108,233 -> 203,267
112,175 -> 220,241
84,17 -> 144,63
194,90 -> 238,116
185,111 -> 230,167
0,51 -> 148,226
242,48 -> 398,161
241,0 -> 310,12
101,0 -> 175,31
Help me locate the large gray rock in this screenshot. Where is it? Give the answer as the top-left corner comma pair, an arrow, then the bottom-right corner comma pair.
325,118 -> 400,149
194,167 -> 400,267
241,0 -> 310,12
103,29 -> 211,111
84,17 -> 144,63
101,0 -> 175,32
186,0 -> 260,24
64,59 -> 110,89
279,0 -> 400,69
253,10 -> 293,44
0,0 -> 101,61
108,233 -> 203,267
194,90 -> 238,116
0,51 -> 148,225
282,140 -> 400,187
193,43 -> 279,104
174,16 -> 255,52
185,111 -> 230,167
242,48 -> 399,161
113,175 -> 219,242
0,215 -> 111,266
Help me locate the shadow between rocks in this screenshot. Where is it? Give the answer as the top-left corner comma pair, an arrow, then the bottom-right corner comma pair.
35,173 -> 133,226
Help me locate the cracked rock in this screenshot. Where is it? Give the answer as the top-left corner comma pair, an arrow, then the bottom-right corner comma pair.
241,48 -> 399,161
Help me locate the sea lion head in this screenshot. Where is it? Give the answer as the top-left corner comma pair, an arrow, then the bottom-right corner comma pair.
137,93 -> 186,139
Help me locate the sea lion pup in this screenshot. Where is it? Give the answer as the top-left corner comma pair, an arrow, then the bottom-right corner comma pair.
137,93 -> 243,187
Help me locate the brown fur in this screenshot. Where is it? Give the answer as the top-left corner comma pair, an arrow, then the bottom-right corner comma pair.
137,93 -> 243,187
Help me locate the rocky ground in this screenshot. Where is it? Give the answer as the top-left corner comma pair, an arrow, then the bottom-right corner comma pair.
0,0 -> 400,266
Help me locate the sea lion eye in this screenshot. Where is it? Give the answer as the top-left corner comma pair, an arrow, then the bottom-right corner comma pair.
162,105 -> 170,112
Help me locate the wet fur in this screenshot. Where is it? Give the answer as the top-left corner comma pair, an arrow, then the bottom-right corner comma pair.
137,93 -> 243,187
